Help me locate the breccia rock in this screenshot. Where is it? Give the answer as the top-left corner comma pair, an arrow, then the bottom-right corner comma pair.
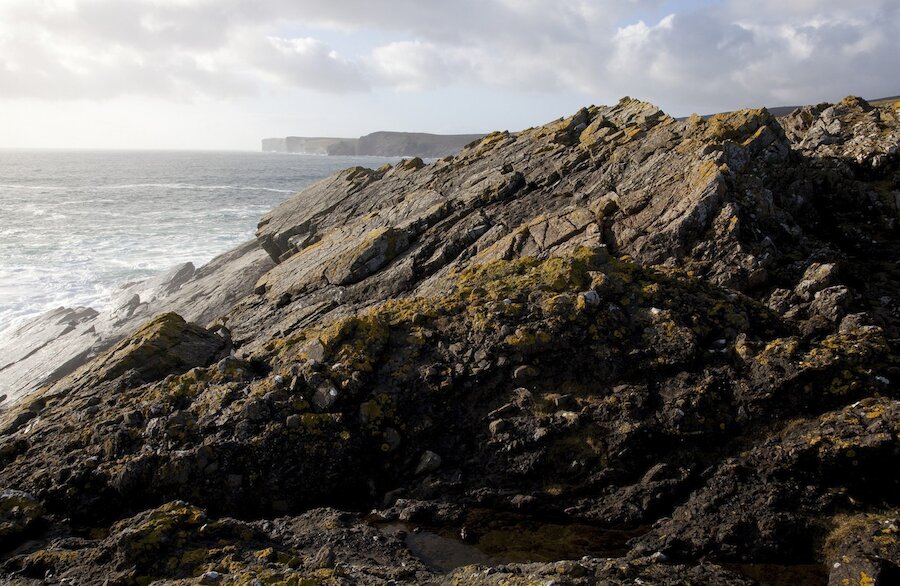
0,96 -> 897,584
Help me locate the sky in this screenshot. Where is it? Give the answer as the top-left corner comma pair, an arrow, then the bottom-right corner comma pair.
0,0 -> 897,150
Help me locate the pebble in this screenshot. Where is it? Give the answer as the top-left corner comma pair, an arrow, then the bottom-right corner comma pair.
580,290 -> 601,306
312,383 -> 340,411
200,571 -> 223,584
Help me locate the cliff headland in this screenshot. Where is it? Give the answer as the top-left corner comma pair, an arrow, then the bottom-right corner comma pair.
262,131 -> 485,158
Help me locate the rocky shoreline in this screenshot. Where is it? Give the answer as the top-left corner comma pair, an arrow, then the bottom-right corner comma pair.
0,96 -> 897,584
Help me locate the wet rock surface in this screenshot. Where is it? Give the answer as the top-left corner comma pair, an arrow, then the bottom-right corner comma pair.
0,96 -> 897,584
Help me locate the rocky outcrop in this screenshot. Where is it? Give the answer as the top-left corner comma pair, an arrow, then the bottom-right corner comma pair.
0,96 -> 897,584
0,240 -> 274,407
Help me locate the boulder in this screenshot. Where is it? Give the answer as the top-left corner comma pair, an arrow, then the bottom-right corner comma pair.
0,489 -> 43,550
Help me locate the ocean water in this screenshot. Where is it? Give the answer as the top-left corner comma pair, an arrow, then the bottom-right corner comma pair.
0,150 -> 397,340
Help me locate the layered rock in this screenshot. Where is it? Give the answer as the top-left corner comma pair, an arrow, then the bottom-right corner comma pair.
0,96 -> 897,584
0,240 -> 274,407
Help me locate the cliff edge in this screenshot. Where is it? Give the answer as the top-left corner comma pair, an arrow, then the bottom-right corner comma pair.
262,131 -> 485,158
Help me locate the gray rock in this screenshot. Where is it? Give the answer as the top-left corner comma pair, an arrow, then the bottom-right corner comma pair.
839,313 -> 870,333
794,262 -> 840,301
810,286 -> 853,322
303,340 -> 326,363
311,382 -> 340,411
489,419 -> 509,436
200,571 -> 224,584
580,290 -> 601,306
382,427 -> 402,451
0,410 -> 37,436
324,227 -> 410,286
310,545 -> 335,569
0,489 -> 43,549
244,399 -> 271,423
415,450 -> 442,475
0,240 -> 273,408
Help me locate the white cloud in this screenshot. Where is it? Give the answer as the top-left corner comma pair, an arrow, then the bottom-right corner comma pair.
369,41 -> 458,91
603,1 -> 899,112
253,36 -> 369,92
0,0 -> 896,113
0,0 -> 654,99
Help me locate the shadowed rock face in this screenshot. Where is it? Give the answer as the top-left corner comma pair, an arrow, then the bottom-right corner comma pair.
0,96 -> 897,585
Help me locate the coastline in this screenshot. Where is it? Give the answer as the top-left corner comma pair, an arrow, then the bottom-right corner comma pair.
0,238 -> 274,407
0,150 -> 399,344
0,97 -> 896,583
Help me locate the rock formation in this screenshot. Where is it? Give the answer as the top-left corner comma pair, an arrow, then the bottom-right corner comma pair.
0,240 -> 274,407
0,96 -> 897,585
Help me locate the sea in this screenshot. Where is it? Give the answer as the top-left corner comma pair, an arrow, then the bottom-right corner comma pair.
0,150 -> 397,341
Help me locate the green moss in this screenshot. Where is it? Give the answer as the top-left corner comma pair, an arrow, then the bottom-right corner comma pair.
505,328 -> 553,350
455,247 -> 601,301
321,314 -> 391,373
112,501 -> 208,579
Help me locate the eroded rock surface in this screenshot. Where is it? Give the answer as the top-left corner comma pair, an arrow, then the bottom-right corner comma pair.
0,240 -> 273,407
0,96 -> 897,584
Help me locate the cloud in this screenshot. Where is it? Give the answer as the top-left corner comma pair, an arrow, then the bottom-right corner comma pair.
603,1 -> 900,112
369,41 -> 463,91
0,0 -> 658,99
251,36 -> 369,92
0,0 -> 897,112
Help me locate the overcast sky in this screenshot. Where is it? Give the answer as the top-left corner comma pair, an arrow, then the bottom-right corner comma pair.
0,0 -> 897,150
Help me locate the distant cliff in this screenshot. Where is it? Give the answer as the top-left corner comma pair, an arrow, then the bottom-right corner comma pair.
262,136 -> 349,155
262,131 -> 485,157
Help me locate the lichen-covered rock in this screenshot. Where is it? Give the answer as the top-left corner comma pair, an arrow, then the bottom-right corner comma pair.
635,398 -> 900,562
41,312 -> 227,398
825,513 -> 900,586
0,490 -> 43,551
0,95 -> 898,583
783,96 -> 900,167
444,557 -> 756,586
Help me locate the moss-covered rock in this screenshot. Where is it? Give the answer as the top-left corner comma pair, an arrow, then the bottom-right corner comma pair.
0,489 -> 43,551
